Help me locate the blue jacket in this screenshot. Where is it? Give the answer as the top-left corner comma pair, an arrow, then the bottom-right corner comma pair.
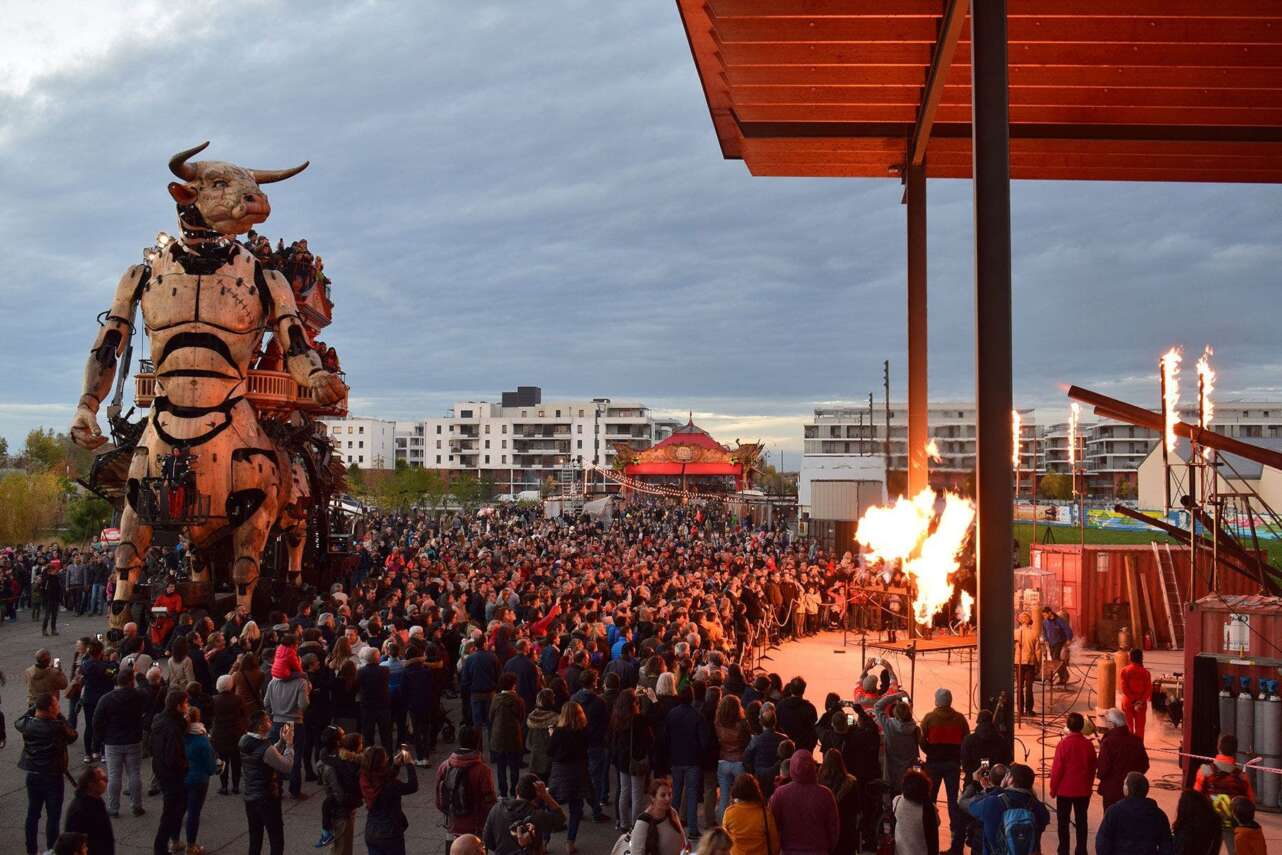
460,650 -> 500,696
539,644 -> 560,678
571,689 -> 609,749
664,702 -> 709,769
184,730 -> 219,786
1043,616 -> 1073,647
502,654 -> 540,710
967,786 -> 1050,855
1095,796 -> 1173,855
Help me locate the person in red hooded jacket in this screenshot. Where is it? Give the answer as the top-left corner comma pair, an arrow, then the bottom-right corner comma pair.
767,749 -> 839,855
1050,712 -> 1097,855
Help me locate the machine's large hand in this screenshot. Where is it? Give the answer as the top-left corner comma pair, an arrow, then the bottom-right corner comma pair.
70,405 -> 107,450
309,371 -> 347,406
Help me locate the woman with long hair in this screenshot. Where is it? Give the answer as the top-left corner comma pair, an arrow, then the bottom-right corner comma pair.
359,744 -> 418,855
715,694 -> 751,823
168,635 -> 196,694
232,652 -> 265,714
526,689 -> 560,782
630,776 -> 688,855
894,768 -> 940,855
722,772 -> 779,855
330,660 -> 361,736
239,621 -> 262,656
819,748 -> 861,855
547,701 -> 590,854
1172,789 -> 1222,855
608,688 -> 653,831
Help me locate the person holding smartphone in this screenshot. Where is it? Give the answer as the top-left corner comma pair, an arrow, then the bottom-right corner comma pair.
359,744 -> 418,855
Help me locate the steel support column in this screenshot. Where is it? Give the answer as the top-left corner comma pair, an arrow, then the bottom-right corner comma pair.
906,165 -> 929,496
971,0 -> 1014,718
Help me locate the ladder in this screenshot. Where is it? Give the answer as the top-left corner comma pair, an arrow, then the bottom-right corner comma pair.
1151,540 -> 1184,649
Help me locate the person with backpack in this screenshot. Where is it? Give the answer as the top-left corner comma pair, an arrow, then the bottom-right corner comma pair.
1194,733 -> 1255,854
625,776 -> 689,855
1094,773 -> 1173,855
482,773 -> 567,855
435,724 -> 498,840
966,763 -> 1050,855
1050,712 -> 1097,855
959,763 -> 1009,855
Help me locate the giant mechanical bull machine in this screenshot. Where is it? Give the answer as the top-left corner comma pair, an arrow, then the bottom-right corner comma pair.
71,142 -> 357,627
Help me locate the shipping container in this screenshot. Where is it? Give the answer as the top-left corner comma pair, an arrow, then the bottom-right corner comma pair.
1029,543 -> 1264,649
1181,595 -> 1282,791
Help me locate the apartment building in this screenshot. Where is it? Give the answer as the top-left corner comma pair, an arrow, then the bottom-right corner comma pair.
381,386 -> 659,493
321,416 -> 397,469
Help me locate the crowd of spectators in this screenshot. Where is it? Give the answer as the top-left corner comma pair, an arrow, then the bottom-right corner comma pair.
0,499 -> 1271,855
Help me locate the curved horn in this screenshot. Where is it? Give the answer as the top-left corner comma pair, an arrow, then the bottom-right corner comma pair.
250,160 -> 310,184
168,141 -> 210,180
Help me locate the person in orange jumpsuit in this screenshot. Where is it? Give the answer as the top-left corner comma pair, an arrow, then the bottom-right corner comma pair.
1119,647 -> 1153,741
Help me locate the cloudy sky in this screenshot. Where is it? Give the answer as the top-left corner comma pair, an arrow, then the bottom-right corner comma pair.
2,1 -> 1279,465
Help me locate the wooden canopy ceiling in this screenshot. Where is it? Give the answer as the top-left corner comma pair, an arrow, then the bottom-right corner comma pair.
676,0 -> 1282,182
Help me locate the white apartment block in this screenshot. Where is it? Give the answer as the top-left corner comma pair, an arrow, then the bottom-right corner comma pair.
803,403 -> 1038,485
392,387 -> 660,493
320,416 -> 397,469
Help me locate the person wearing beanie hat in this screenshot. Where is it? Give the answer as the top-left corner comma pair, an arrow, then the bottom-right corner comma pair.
1096,707 -> 1149,810
920,686 -> 970,855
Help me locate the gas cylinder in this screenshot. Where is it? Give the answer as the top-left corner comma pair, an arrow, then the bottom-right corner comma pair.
1257,679 -> 1281,808
1114,649 -> 1131,709
1220,675 -> 1237,738
1237,677 -> 1257,795
1097,656 -> 1117,713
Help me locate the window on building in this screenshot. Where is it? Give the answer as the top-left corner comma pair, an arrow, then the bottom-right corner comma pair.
347,426 -> 353,434
346,441 -> 352,449
436,455 -> 441,464
577,440 -> 583,449
538,410 -> 545,418
501,439 -> 507,449
485,424 -> 490,434
460,409 -> 473,418
358,441 -> 364,449
435,425 -> 441,434
485,455 -> 490,464
485,440 -> 490,449
502,424 -> 507,434
577,424 -> 582,434
358,456 -> 364,463
521,410 -> 527,418
502,455 -> 507,464
359,426 -> 364,434
578,409 -> 584,417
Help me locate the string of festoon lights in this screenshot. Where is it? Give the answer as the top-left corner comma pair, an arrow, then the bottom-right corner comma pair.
585,464 -> 752,503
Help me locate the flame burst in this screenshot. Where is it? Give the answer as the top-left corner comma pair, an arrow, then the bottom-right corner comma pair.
855,488 -> 976,624
1196,346 -> 1215,462
924,438 -> 942,463
959,590 -> 975,624
1161,346 -> 1183,454
1011,410 -> 1022,469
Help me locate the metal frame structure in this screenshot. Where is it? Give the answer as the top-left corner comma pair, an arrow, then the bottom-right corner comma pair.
674,0 -> 1282,726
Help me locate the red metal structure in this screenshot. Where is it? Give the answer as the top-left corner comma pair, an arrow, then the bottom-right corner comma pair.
673,0 -> 1282,712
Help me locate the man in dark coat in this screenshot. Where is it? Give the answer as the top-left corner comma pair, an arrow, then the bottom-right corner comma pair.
17,692 -> 78,855
1096,708 -> 1150,811
94,669 -> 149,817
149,690 -> 189,855
775,677 -> 818,752
501,639 -> 541,713
1095,773 -> 1172,855
64,766 -> 115,855
664,685 -> 710,837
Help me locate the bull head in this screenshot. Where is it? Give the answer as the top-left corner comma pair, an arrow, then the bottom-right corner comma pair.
167,141 -> 308,236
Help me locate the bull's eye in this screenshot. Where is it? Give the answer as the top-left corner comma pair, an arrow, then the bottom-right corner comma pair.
213,180 -> 228,189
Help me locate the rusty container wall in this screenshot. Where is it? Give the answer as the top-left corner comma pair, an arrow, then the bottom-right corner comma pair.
1181,595 -> 1282,783
1029,543 -> 1265,649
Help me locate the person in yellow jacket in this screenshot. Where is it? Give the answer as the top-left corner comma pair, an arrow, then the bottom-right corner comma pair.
721,773 -> 780,855
1013,612 -> 1042,717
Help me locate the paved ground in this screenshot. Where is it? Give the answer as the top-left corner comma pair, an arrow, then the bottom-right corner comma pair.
2,614 -> 1276,853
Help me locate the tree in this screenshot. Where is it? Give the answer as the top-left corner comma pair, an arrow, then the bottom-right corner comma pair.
64,493 -> 112,544
0,435 -> 9,467
0,470 -> 64,544
23,428 -> 65,471
1038,472 -> 1073,501
345,463 -> 366,494
453,473 -> 482,512
422,470 -> 448,512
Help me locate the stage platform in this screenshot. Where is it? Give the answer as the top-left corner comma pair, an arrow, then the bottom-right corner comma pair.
865,633 -> 977,654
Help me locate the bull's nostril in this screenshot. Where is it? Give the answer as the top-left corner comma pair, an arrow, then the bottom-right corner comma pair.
244,194 -> 258,202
